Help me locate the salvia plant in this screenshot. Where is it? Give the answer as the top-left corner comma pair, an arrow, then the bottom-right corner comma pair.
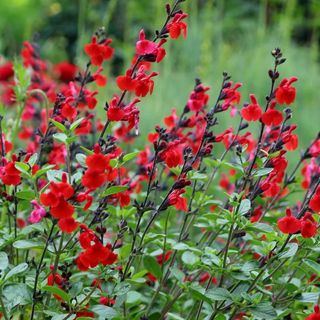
0,0 -> 319,319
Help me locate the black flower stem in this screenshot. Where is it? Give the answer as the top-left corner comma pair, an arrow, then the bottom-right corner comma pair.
30,222 -> 56,320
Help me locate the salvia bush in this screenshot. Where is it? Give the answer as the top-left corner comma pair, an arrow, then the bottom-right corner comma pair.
0,0 -> 319,319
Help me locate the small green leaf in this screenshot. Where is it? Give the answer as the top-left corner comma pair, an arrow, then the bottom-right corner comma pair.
143,256 -> 162,280
122,151 -> 139,163
279,243 -> 298,259
253,168 -> 274,177
102,186 -> 128,197
15,162 -> 30,174
42,285 -> 70,302
47,170 -> 63,182
181,251 -> 199,266
126,291 -> 142,304
70,117 -> 85,131
28,153 -> 38,167
13,240 -> 43,250
50,119 -> 67,133
53,133 -> 68,144
114,282 -> 131,296
0,252 -> 9,270
207,288 -> 233,301
303,259 -> 320,275
5,263 -> 28,281
91,305 -> 118,319
15,191 -> 36,201
249,302 -> 277,319
238,199 -> 251,216
76,153 -> 87,167
33,165 -> 56,179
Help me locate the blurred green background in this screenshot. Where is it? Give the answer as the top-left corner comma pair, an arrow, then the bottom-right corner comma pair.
0,0 -> 319,149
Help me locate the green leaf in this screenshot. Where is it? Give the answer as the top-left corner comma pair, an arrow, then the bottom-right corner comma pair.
53,133 -> 68,144
102,186 -> 128,197
13,240 -> 43,250
126,291 -> 142,304
42,285 -> 70,302
76,153 -> 87,167
0,252 -> 9,270
303,259 -> 320,275
47,170 -> 63,182
28,153 -> 38,167
80,146 -> 94,155
70,117 -> 85,131
181,251 -> 199,266
279,243 -> 298,259
297,292 -> 319,303
122,151 -> 139,163
15,162 -> 30,174
5,263 -> 28,281
50,119 -> 67,133
15,191 -> 36,201
249,302 -> 277,319
91,305 -> 118,319
172,242 -> 190,251
238,199 -> 251,216
33,165 -> 56,179
114,282 -> 131,296
143,256 -> 162,280
188,285 -> 212,304
253,168 -> 274,177
207,288 -> 233,301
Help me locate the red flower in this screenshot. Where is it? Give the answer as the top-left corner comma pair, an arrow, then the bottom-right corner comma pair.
275,77 -> 298,105
261,101 -> 283,126
0,159 -> 21,186
187,83 -> 210,112
53,62 -> 77,83
301,213 -> 317,238
240,94 -> 262,121
0,62 -> 14,81
160,140 -> 183,168
310,188 -> 320,213
76,228 -> 117,271
156,251 -> 172,265
167,13 -> 188,39
306,305 -> 320,320
84,37 -> 114,66
100,296 -> 116,306
277,208 -> 301,234
309,139 -> 320,157
40,173 -> 74,219
58,217 -> 79,234
136,30 -> 166,63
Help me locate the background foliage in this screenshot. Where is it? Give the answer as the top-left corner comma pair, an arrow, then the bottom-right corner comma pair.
0,0 -> 319,145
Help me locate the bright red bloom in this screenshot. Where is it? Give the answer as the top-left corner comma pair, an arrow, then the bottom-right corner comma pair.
136,30 -> 166,63
160,141 -> 183,168
275,77 -> 298,105
187,83 -> 210,112
76,228 -> 117,271
0,62 -> 14,81
285,133 -> 299,151
301,213 -> 317,238
310,139 -> 320,157
277,208 -> 301,234
58,217 -> 79,233
167,13 -> 188,39
0,159 -> 21,186
250,206 -> 263,223
40,173 -> 74,219
309,188 -> 320,213
240,94 -> 262,121
100,296 -> 116,306
156,251 -> 172,265
53,62 -> 77,82
84,37 -> 114,66
261,101 -> 283,126
306,305 -> 320,320
199,272 -> 218,285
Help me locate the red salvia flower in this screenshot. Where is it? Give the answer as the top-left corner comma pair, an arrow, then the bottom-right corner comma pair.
167,13 -> 188,39
309,187 -> 320,213
240,94 -> 262,121
277,208 -> 301,234
84,37 -> 114,66
306,305 -> 320,320
275,77 -> 298,105
156,251 -> 172,265
300,212 -> 317,238
53,62 -> 77,83
0,158 -> 21,186
261,101 -> 283,126
58,217 -> 79,234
